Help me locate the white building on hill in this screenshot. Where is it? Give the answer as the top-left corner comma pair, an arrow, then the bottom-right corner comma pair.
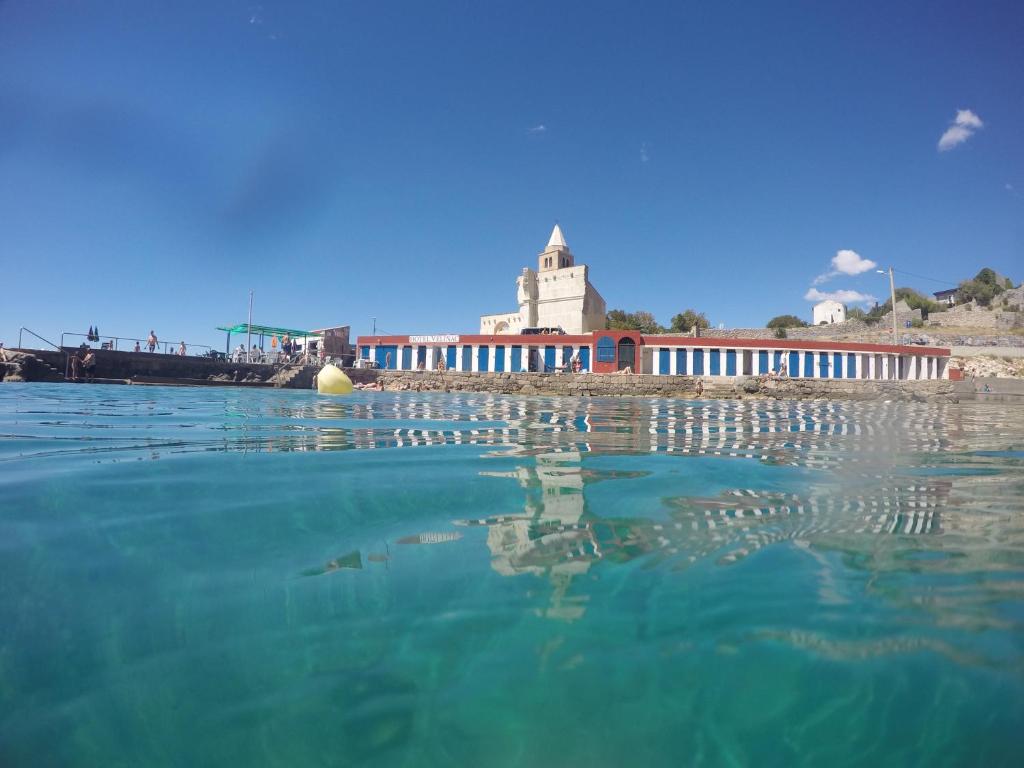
813,299 -> 846,325
480,225 -> 607,335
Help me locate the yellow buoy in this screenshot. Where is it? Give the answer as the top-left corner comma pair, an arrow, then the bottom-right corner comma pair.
316,363 -> 354,395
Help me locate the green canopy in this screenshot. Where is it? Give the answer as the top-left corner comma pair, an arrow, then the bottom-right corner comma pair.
216,324 -> 322,338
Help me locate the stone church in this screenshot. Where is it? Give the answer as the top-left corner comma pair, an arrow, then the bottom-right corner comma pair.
480,225 -> 607,335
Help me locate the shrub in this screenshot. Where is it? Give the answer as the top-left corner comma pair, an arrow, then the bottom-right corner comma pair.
957,267 -> 1006,307
774,327 -> 788,339
670,309 -> 710,333
766,314 -> 808,329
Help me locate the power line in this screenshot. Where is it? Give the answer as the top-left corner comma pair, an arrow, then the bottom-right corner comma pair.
891,268 -> 959,287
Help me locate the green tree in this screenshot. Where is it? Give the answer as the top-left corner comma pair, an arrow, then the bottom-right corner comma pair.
846,307 -> 867,321
957,267 -> 1006,307
605,309 -> 634,330
669,309 -> 709,333
605,309 -> 665,333
766,314 -> 808,329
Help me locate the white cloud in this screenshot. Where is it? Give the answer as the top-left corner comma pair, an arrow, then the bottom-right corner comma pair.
955,109 -> 983,129
640,142 -> 649,163
1006,182 -> 1015,191
804,287 -> 877,305
812,249 -> 878,284
938,108 -> 984,151
527,124 -> 547,134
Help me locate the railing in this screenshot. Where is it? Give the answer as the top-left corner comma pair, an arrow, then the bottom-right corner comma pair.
18,327 -> 61,351
60,332 -> 214,357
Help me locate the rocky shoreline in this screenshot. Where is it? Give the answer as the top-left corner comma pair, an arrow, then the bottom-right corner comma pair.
372,370 -> 967,402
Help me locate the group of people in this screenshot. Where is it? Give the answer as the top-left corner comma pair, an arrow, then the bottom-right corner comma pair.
69,345 -> 96,381
129,331 -> 160,353
232,334 -> 325,365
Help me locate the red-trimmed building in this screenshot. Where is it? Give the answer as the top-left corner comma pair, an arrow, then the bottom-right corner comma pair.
355,330 -> 952,380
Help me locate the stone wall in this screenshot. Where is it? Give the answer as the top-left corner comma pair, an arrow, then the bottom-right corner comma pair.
375,370 -> 961,403
926,299 -> 1023,331
4,348 -> 324,387
4,348 -> 973,402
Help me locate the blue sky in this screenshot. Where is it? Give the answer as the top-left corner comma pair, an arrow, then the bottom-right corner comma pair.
2,0 -> 1021,350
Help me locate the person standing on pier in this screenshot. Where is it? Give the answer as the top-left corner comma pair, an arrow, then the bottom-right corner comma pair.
148,330 -> 158,353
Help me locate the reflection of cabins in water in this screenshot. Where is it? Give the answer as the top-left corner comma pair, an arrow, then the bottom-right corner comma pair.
467,446 -> 955,619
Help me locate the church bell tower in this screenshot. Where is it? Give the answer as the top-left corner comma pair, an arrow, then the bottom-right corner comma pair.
538,224 -> 574,272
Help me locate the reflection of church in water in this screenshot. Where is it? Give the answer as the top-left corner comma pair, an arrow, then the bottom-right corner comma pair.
461,445 -> 953,622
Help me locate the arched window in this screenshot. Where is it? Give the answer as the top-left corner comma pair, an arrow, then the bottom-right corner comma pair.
596,336 -> 615,362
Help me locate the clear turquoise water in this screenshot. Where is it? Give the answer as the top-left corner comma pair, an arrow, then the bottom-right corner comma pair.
1,383 -> 1022,767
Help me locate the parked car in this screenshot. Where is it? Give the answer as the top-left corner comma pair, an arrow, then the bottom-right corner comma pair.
521,326 -> 566,335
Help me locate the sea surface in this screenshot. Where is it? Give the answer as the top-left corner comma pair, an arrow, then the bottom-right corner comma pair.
1,383 -> 1022,767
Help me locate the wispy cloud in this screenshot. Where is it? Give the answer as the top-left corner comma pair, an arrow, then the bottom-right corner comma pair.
812,249 -> 878,285
527,124 -> 547,134
804,287 -> 877,305
640,142 -> 649,163
938,109 -> 984,152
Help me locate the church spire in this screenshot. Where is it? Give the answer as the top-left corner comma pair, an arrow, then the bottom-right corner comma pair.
547,223 -> 567,250
539,222 -> 573,272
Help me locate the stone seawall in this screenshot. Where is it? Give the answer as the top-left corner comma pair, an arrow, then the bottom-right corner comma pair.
1,348 -> 331,388
376,370 -> 963,402
2,348 -> 976,402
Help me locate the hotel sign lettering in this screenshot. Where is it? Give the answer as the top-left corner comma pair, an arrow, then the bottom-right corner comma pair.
409,334 -> 460,344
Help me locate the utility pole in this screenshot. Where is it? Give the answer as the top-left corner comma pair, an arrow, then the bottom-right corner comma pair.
372,317 -> 377,336
247,289 -> 254,360
888,267 -> 898,345
878,267 -> 899,344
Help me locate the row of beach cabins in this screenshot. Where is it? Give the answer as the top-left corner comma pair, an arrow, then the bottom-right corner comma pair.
354,331 -> 952,381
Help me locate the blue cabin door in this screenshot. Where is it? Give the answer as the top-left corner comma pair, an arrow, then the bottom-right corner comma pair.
376,345 -> 397,369
788,351 -> 800,376
579,347 -> 590,371
693,349 -> 704,375
400,346 -> 412,370
493,346 -> 505,372
461,345 -> 472,371
544,346 -> 556,372
511,346 -> 522,371
725,350 -> 737,376
833,352 -> 843,378
804,352 -> 814,378
847,353 -> 857,378
477,345 -> 489,372
659,348 -> 670,375
758,350 -> 769,374
709,350 -> 721,375
676,349 -> 687,375
818,353 -> 830,378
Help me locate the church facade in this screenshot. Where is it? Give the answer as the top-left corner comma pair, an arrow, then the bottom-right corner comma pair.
479,225 -> 607,335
